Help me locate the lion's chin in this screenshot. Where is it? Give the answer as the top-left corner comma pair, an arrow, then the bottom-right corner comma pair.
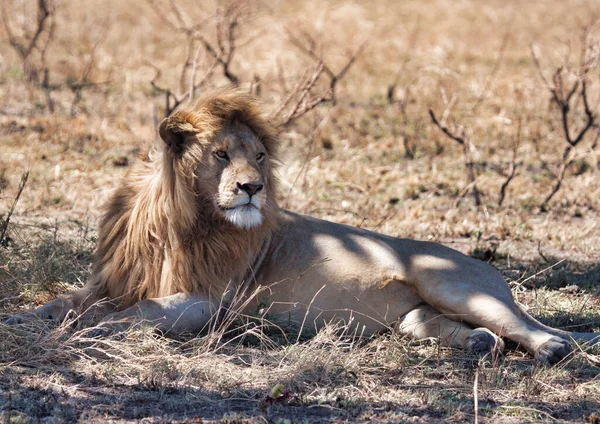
223,205 -> 263,230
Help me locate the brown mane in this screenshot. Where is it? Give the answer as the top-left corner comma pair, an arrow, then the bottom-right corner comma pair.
87,89 -> 280,308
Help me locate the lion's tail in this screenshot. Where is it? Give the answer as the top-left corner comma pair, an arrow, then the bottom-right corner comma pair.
515,303 -> 600,344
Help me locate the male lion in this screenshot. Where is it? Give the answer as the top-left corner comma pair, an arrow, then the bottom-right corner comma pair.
6,89 -> 599,364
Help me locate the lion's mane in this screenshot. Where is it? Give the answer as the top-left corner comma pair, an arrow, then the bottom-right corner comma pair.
87,89 -> 280,307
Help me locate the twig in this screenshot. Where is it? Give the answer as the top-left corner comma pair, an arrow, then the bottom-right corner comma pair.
473,25 -> 512,108
533,28 -> 599,208
0,172 -> 29,245
388,18 -> 421,105
188,44 -> 204,102
146,0 -> 250,116
1,0 -> 52,82
512,258 -> 566,291
69,25 -> 111,115
537,240 -> 552,263
194,1 -> 247,85
473,364 -> 479,424
429,109 -> 466,145
429,109 -> 481,206
284,111 -> 332,207
1,0 -> 56,111
286,28 -> 366,105
275,63 -> 330,128
296,284 -> 326,343
498,118 -> 521,206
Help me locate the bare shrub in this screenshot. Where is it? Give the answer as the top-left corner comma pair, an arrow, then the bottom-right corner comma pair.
146,0 -> 259,117
1,0 -> 56,110
532,27 -> 600,208
1,0 -> 55,84
271,63 -> 330,128
285,27 -> 366,106
0,172 -> 28,246
429,108 -> 482,207
67,26 -> 112,116
387,22 -> 423,159
497,118 -> 521,207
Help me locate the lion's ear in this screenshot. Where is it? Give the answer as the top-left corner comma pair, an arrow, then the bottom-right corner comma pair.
159,116 -> 197,154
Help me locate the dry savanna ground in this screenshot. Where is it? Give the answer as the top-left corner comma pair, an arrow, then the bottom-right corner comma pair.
1,0 -> 600,422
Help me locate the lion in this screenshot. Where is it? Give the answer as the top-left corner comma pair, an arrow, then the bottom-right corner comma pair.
5,88 -> 599,364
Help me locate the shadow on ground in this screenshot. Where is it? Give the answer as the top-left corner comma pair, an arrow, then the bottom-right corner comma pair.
1,356 -> 599,423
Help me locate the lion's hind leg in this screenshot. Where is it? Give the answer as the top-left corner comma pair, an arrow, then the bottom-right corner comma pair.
414,272 -> 571,364
398,305 -> 505,356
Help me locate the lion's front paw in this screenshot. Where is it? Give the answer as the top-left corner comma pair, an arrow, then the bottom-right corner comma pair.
85,325 -> 119,339
84,313 -> 134,339
4,299 -> 72,326
3,314 -> 26,325
4,309 -> 59,325
535,337 -> 572,365
466,328 -> 505,356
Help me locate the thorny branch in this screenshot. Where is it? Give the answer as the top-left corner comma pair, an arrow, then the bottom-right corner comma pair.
498,118 -> 521,207
429,109 -> 482,206
0,172 -> 29,246
272,63 -> 331,128
147,57 -> 218,118
1,0 -> 53,81
69,26 -> 112,115
1,0 -> 56,111
387,22 -> 422,158
146,0 -> 253,116
531,27 -> 599,208
473,25 -> 512,108
285,28 -> 366,105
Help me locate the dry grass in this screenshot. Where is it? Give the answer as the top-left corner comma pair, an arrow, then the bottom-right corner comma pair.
1,0 -> 600,422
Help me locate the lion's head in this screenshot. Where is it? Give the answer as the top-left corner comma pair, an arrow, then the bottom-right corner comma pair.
158,89 -> 280,231
92,89 -> 280,305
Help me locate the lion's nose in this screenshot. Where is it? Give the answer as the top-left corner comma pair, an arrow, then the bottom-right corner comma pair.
237,182 -> 263,197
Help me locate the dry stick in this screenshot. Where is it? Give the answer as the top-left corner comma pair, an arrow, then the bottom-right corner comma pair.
498,118 -> 521,206
179,31 -> 197,93
39,10 -> 56,112
296,284 -> 326,343
392,83 -> 421,159
146,54 -> 218,117
1,0 -> 52,82
147,64 -> 175,116
165,0 -> 203,94
188,44 -> 204,102
429,109 -> 482,206
276,64 -> 330,128
473,365 -> 479,424
473,24 -> 512,109
2,0 -> 56,112
271,67 -> 310,121
196,2 -> 243,86
0,172 -> 29,245
146,1 -> 248,116
69,26 -> 111,115
286,28 -> 366,105
388,18 -> 421,105
283,110 -> 332,208
532,34 -> 598,208
452,176 -> 482,210
543,77 -> 596,207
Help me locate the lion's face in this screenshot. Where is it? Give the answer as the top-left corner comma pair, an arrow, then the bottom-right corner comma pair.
197,121 -> 271,230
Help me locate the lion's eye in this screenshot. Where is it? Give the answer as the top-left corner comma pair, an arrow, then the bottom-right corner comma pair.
256,152 -> 265,162
214,150 -> 229,161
